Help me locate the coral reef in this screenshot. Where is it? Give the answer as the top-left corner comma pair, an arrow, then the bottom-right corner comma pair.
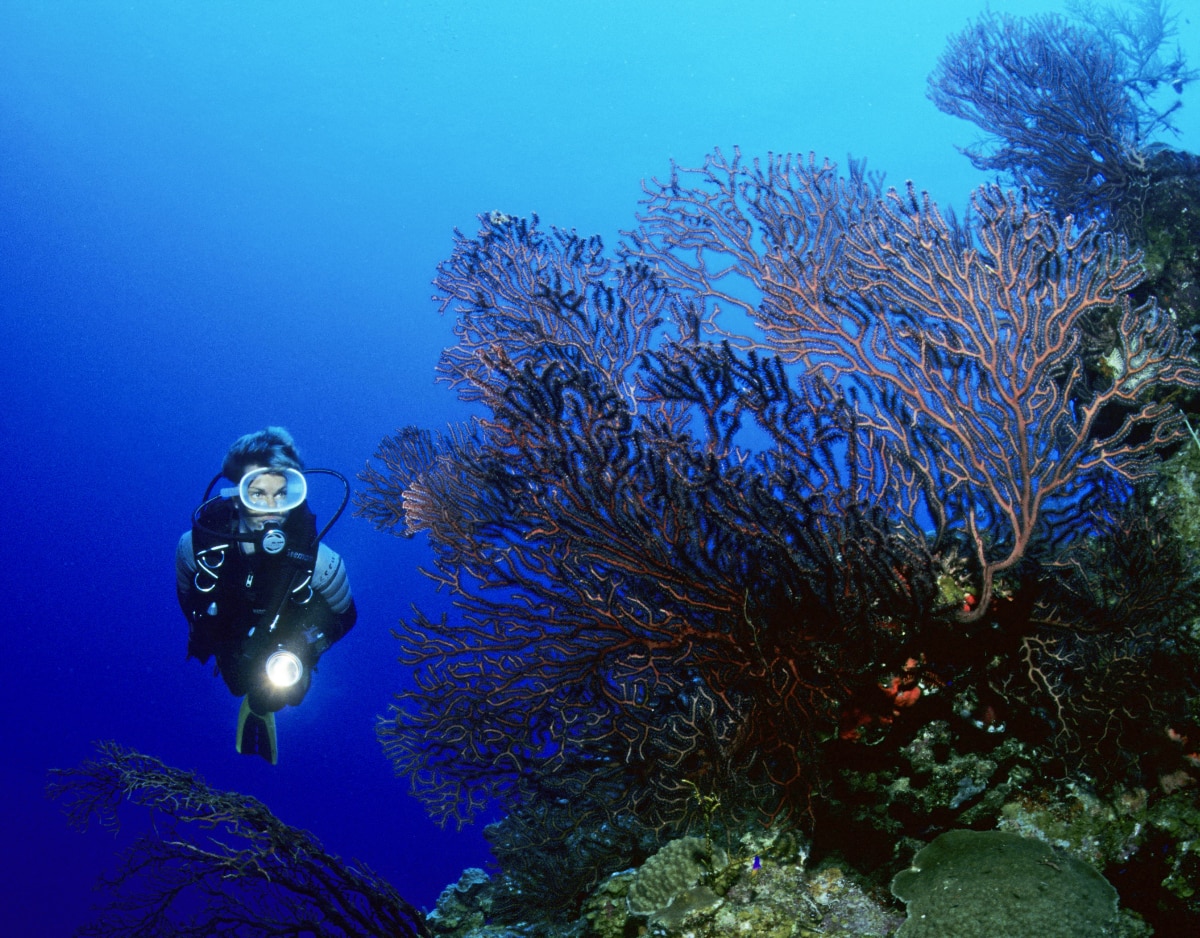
360,157 -> 1200,855
358,138 -> 1200,931
427,870 -> 495,935
427,829 -> 906,938
1134,149 -> 1200,334
998,784 -> 1200,929
829,720 -> 1036,844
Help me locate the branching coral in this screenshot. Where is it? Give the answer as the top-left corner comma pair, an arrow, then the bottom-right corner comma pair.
928,4 -> 1196,229
928,11 -> 1139,223
47,742 -> 431,938
626,149 -> 1200,621
361,213 -> 941,833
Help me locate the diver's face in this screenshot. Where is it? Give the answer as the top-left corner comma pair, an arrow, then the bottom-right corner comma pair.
239,468 -> 291,530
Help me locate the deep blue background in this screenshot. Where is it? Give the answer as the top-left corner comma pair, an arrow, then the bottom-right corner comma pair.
3,1 -> 1195,933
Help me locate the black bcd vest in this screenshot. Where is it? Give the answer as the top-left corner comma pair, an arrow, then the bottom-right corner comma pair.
187,499 -> 320,659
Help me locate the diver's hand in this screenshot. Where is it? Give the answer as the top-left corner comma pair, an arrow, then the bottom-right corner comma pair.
187,623 -> 215,664
303,626 -> 330,658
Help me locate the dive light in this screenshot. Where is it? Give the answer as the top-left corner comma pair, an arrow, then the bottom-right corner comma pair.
265,648 -> 304,689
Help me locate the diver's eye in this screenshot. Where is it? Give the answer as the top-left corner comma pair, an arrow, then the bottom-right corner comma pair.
248,486 -> 286,506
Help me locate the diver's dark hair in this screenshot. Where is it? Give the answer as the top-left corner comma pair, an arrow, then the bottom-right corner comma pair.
222,426 -> 304,481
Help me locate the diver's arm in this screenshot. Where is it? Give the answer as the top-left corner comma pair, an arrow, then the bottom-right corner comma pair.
175,531 -> 197,613
311,543 -> 357,644
176,529 -> 220,663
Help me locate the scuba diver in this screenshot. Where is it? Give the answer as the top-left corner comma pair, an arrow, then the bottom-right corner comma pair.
175,427 -> 356,764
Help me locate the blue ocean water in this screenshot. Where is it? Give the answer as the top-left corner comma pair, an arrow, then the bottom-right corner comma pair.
2,1 -> 1196,933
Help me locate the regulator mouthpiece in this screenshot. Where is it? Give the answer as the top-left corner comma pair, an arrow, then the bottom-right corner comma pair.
265,649 -> 304,689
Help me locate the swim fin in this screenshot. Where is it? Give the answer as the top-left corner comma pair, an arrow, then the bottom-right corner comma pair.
235,697 -> 278,765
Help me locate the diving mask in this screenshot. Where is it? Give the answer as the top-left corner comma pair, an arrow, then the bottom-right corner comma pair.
235,467 -> 308,515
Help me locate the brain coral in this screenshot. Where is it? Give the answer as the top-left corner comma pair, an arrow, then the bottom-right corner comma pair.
890,829 -> 1118,938
626,836 -> 724,918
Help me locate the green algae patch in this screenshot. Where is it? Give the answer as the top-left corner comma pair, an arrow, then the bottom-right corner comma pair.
890,829 -> 1118,938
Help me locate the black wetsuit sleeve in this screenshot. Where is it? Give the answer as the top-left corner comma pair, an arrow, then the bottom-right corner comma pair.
175,531 -> 196,615
330,596 -> 357,644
